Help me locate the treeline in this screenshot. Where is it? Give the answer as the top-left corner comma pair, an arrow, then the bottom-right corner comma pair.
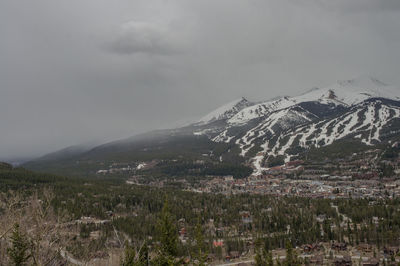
2,164 -> 400,264
0,164 -> 67,191
3,165 -> 400,249
152,160 -> 252,179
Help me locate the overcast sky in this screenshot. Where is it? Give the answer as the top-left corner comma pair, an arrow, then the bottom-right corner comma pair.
1,0 -> 400,160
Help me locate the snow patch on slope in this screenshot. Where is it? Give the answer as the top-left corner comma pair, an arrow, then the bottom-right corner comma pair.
191,76 -> 400,176
197,97 -> 252,124
249,101 -> 400,175
276,101 -> 399,153
227,76 -> 400,125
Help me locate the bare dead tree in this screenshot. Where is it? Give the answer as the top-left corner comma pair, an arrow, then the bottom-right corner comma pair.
0,188 -> 69,266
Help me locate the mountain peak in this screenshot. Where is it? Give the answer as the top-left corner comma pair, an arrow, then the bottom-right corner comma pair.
197,97 -> 252,124
287,75 -> 399,107
197,76 -> 399,126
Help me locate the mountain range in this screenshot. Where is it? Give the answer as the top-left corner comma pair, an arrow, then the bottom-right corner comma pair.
24,76 -> 400,177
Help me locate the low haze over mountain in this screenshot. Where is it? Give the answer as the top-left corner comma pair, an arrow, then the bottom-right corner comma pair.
25,76 -> 400,177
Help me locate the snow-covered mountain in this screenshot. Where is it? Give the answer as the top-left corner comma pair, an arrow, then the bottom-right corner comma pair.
197,97 -> 252,124
227,76 -> 400,125
190,76 -> 400,175
25,76 -> 400,177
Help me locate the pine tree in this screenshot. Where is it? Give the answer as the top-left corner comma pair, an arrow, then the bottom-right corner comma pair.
266,251 -> 274,266
152,200 -> 179,266
284,241 -> 300,266
193,223 -> 207,266
255,247 -> 266,266
158,200 -> 178,257
255,239 -> 274,266
285,241 -> 294,266
7,224 -> 31,266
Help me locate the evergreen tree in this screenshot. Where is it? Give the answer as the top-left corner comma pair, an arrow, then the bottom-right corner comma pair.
255,244 -> 266,266
7,224 -> 31,266
158,200 -> 178,257
266,251 -> 274,266
283,241 -> 300,266
152,200 -> 180,265
193,222 -> 207,266
255,239 -> 274,266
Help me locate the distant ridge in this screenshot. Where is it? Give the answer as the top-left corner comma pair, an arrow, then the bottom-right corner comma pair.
24,76 -> 400,176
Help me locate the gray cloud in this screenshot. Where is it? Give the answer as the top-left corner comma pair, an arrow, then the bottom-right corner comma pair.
108,21 -> 181,55
0,0 -> 400,160
303,0 -> 400,13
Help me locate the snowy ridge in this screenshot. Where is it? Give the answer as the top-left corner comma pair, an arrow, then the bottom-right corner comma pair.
197,97 -> 252,124
191,76 -> 400,176
246,100 -> 400,174
228,97 -> 298,125
227,76 -> 400,125
296,76 -> 400,106
214,105 -> 319,156
272,100 -> 400,152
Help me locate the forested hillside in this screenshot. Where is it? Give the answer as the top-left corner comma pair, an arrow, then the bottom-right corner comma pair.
1,164 -> 400,265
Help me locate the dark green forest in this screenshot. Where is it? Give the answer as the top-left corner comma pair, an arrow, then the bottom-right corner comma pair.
1,163 -> 400,265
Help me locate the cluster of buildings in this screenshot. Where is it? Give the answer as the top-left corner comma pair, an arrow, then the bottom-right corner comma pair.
185,150 -> 400,198
121,148 -> 400,199
296,242 -> 399,266
190,175 -> 400,199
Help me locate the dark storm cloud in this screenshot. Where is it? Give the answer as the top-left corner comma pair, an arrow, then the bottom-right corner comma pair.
1,0 -> 400,160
